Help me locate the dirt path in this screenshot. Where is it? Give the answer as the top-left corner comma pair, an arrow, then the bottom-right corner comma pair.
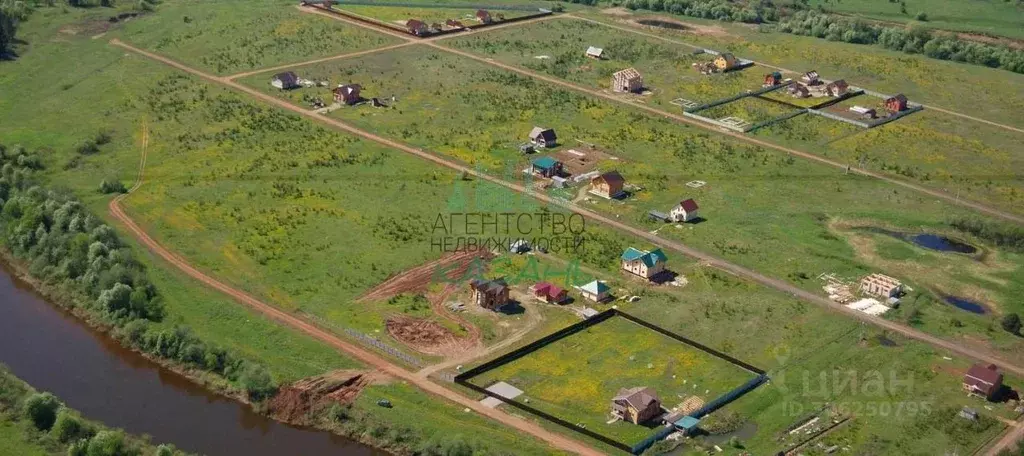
108,39 -> 601,456
570,15 -> 1024,136
110,37 -> 1024,379
985,417 -> 1024,456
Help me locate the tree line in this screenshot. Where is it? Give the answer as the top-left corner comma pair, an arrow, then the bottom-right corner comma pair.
615,0 -> 1024,74
1,0 -> 158,58
1,366 -> 189,456
0,143 -> 277,401
777,11 -> 1024,74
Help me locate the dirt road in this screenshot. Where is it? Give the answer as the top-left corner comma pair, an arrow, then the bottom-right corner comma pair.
110,38 -> 1024,380
986,418 -> 1024,456
109,38 -> 602,456
569,15 -> 1024,136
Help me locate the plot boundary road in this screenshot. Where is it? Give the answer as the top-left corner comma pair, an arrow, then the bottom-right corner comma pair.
302,6 -> 1023,226
110,36 -> 1024,380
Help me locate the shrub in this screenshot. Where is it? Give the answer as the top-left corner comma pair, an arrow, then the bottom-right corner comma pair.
22,392 -> 61,430
51,408 -> 93,443
915,11 -> 928,21
1002,313 -> 1022,335
238,363 -> 277,400
99,179 -> 127,194
85,430 -> 126,456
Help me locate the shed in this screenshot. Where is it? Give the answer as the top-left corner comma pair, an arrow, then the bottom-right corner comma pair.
445,19 -> 465,29
578,280 -> 610,302
670,198 -> 699,223
826,79 -> 849,97
406,19 -> 429,35
801,70 -> 820,84
612,68 -> 643,93
509,238 -> 530,254
958,407 -> 979,421
788,84 -> 810,98
714,53 -> 739,71
271,71 -> 300,90
529,127 -> 557,148
531,156 -> 563,178
674,416 -> 701,435
476,9 -> 492,23
590,170 -> 625,199
581,307 -> 600,319
763,72 -> 782,87
586,46 -> 604,59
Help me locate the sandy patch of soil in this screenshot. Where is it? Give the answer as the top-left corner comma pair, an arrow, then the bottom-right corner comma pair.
268,370 -> 386,423
386,314 -> 478,357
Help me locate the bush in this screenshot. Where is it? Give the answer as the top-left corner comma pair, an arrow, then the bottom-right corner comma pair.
1002,313 -> 1022,335
238,364 -> 277,400
76,140 -> 100,155
915,11 -> 928,21
99,179 -> 127,194
22,392 -> 61,430
86,430 -> 126,456
52,408 -> 93,443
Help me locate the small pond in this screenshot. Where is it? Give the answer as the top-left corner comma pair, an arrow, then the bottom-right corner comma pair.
862,227 -> 978,254
943,295 -> 989,315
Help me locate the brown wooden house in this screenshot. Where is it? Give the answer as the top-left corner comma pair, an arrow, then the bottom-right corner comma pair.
470,278 -> 510,311
476,9 -> 492,23
406,19 -> 429,36
590,170 -> 625,199
333,84 -> 362,105
963,363 -> 1003,400
532,282 -> 568,304
612,387 -> 661,424
885,94 -> 909,112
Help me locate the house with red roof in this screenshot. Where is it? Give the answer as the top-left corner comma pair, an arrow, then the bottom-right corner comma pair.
531,282 -> 568,304
963,363 -> 1003,400
670,199 -> 699,222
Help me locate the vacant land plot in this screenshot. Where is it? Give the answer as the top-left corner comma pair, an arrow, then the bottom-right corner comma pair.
336,4 -> 531,28
240,46 -> 1024,364
117,1 -> 402,74
467,315 -> 757,444
697,95 -> 801,125
806,0 -> 1024,40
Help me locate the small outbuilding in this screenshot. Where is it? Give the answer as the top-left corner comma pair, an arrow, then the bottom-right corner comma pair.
763,71 -> 782,87
271,71 -> 300,90
788,84 -> 810,98
470,277 -> 510,311
590,170 -> 625,199
670,198 -> 699,223
586,46 -> 604,59
532,282 -> 568,304
612,68 -> 643,93
333,84 -> 362,105
885,94 -> 909,112
578,280 -> 610,302
963,363 -> 1003,400
445,19 -> 465,29
859,273 -> 903,299
529,127 -> 557,148
826,79 -> 849,97
801,70 -> 821,85
476,9 -> 492,23
714,53 -> 739,71
612,387 -> 661,425
674,416 -> 701,436
509,238 -> 530,254
621,247 -> 668,280
531,156 -> 563,178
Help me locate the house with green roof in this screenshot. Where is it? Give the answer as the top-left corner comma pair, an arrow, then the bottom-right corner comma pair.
530,156 -> 563,178
621,247 -> 668,280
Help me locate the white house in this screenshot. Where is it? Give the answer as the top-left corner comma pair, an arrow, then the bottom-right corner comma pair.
578,280 -> 610,302
670,199 -> 699,222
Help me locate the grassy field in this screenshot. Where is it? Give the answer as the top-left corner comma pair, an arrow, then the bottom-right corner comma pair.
336,4 -> 531,27
806,0 -> 1024,40
117,0 -> 402,75
0,421 -> 47,456
469,316 -> 757,444
445,16 -> 1024,215
240,45 -> 1024,365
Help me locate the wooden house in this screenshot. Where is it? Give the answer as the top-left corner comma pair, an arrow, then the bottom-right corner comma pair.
476,9 -> 492,23
585,46 -> 604,59
530,156 -> 563,178
788,84 -> 810,98
406,19 -> 429,36
529,127 -> 557,148
532,282 -> 568,304
963,363 -> 1003,400
621,247 -> 668,280
885,94 -> 909,112
612,387 -> 661,425
271,71 -> 300,90
612,68 -> 643,93
801,70 -> 820,85
578,280 -> 610,302
470,278 -> 510,311
670,198 -> 699,222
333,84 -> 362,105
826,79 -> 849,97
445,19 -> 465,29
590,170 -> 625,199
714,53 -> 739,71
859,273 -> 903,298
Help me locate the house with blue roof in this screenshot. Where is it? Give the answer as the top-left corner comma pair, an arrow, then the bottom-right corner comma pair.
577,280 -> 610,302
531,156 -> 563,178
621,247 -> 668,280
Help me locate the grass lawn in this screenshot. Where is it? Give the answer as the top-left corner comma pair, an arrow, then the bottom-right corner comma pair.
469,315 -> 758,445
0,421 -> 47,456
117,0 -> 402,75
806,0 -> 1024,40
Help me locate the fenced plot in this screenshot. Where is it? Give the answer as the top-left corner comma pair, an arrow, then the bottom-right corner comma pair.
456,309 -> 766,453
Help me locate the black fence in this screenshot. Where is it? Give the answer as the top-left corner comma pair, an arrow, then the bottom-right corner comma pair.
309,3 -> 552,39
455,309 -> 769,454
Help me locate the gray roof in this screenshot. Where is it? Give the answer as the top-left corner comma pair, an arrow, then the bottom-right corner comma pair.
613,387 -> 659,410
471,277 -> 508,294
529,127 -> 556,142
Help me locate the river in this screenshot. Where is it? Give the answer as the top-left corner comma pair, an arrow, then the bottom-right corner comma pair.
0,261 -> 386,456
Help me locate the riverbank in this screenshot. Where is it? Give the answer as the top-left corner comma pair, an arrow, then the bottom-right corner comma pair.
0,364 -> 186,456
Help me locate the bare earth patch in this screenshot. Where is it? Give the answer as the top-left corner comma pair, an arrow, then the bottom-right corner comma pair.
630,16 -> 731,37
386,314 -> 478,357
268,370 -> 387,423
